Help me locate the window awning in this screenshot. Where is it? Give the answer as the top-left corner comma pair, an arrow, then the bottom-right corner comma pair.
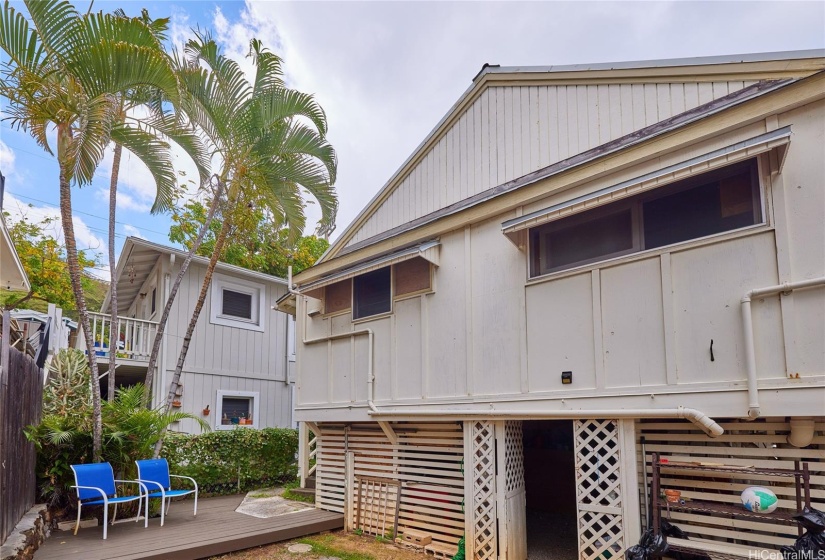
502,126 -> 792,239
299,240 -> 440,292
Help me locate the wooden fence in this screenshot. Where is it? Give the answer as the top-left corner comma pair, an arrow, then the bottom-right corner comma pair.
0,311 -> 45,544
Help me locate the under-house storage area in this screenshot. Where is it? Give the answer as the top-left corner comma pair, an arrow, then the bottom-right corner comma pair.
523,420 -> 577,560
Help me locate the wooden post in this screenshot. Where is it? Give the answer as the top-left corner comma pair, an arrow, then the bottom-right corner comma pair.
345,451 -> 355,531
299,422 -> 309,488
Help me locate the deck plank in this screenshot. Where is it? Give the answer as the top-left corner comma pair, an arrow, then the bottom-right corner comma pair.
34,495 -> 343,560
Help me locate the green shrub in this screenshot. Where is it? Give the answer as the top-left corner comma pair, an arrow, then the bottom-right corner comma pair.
161,428 -> 298,495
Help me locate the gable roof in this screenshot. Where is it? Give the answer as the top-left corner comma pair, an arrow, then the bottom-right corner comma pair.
312,49 -> 825,274
102,237 -> 286,314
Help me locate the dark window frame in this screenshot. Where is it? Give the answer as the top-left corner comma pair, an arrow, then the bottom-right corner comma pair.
220,288 -> 255,321
352,267 -> 393,321
529,159 -> 763,278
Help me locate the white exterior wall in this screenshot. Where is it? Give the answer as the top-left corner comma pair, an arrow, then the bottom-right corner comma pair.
153,259 -> 293,433
347,81 -> 759,248
296,99 -> 825,422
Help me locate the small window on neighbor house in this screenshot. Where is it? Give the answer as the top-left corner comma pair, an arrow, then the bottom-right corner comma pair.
353,267 -> 391,320
150,287 -> 156,314
394,257 -> 431,297
529,159 -> 761,277
216,390 -> 259,429
324,280 -> 352,314
222,289 -> 253,320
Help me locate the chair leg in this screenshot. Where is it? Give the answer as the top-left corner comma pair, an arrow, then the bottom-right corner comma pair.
74,503 -> 82,536
193,491 -> 198,517
112,503 -> 118,524
144,495 -> 149,528
103,502 -> 109,540
136,493 -> 142,523
160,494 -> 166,527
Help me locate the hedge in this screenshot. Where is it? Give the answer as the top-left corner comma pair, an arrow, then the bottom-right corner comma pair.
161,428 -> 298,495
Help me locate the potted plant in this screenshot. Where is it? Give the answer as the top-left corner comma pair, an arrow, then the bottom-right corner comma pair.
202,405 -> 210,416
171,400 -> 182,408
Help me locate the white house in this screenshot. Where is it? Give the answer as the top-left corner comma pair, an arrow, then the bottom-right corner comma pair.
89,237 -> 296,433
0,171 -> 30,295
283,51 -> 825,559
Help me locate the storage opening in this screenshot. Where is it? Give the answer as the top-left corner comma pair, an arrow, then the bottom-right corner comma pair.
524,420 -> 577,560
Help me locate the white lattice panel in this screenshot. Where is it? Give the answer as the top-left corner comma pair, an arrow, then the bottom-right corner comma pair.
504,421 -> 525,495
574,419 -> 625,560
470,420 -> 497,560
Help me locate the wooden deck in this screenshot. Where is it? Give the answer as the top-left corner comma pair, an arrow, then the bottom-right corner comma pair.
34,495 -> 343,560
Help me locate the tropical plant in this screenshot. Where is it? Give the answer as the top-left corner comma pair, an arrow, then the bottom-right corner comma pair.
0,0 -> 183,461
149,35 -> 338,450
25,349 -> 206,512
169,198 -> 330,277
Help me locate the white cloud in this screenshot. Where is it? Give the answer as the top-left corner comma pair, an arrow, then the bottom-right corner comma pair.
3,193 -> 110,279
122,224 -> 143,239
0,139 -> 17,180
212,0 -> 824,241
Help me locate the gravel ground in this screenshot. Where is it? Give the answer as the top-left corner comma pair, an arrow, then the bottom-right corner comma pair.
527,509 -> 578,560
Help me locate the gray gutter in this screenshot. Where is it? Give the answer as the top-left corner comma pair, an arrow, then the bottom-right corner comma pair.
477,49 -> 825,81
337,78 -> 795,258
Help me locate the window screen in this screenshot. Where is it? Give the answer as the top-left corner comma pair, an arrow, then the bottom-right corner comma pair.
394,258 -> 431,296
529,159 -> 760,277
222,289 -> 253,320
325,280 -> 352,314
353,267 -> 391,319
220,397 -> 253,425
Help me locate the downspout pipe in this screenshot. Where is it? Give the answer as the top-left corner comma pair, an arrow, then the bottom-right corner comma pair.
741,277 -> 825,419
367,405 -> 724,437
289,267 -> 377,413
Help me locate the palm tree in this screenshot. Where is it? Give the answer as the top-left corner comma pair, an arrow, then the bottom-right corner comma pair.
152,35 -> 338,455
104,9 -> 210,401
0,0 -> 182,460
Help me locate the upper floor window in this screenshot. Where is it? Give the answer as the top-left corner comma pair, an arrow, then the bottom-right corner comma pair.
529,159 -> 761,277
353,267 -> 391,320
210,274 -> 266,331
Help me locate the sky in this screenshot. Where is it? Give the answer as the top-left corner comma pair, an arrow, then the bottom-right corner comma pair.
0,0 -> 823,280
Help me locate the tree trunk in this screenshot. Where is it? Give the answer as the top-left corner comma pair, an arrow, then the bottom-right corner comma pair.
153,213 -> 232,458
142,177 -> 224,407
59,160 -> 103,461
107,143 -> 122,402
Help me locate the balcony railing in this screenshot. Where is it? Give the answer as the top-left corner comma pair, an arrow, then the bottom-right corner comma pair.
80,312 -> 159,363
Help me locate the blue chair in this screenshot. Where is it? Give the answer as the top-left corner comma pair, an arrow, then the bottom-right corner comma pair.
70,463 -> 148,539
135,458 -> 198,526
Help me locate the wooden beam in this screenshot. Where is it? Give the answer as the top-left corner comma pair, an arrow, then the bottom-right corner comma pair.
304,421 -> 322,438
377,421 -> 398,445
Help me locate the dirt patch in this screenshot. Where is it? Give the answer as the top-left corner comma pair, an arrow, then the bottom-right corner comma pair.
210,531 -> 426,560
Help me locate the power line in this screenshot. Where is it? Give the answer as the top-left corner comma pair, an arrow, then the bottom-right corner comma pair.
5,190 -> 171,238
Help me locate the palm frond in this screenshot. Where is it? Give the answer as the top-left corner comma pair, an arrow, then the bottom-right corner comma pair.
249,38 -> 284,94
22,0 -> 77,62
110,121 -> 177,212
0,0 -> 46,74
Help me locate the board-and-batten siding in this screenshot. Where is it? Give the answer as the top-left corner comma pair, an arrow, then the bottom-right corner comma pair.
315,422 -> 464,546
346,80 -> 758,248
162,261 -> 293,432
637,417 -> 825,549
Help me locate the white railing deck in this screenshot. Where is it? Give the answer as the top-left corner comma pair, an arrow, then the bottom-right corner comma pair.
80,312 -> 159,363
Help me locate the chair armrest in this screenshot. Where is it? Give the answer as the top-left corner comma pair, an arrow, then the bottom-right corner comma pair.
135,479 -> 166,492
71,485 -> 108,501
169,475 -> 198,492
114,479 -> 149,495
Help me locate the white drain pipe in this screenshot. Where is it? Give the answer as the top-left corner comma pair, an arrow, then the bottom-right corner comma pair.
741,277 -> 825,419
367,405 -> 725,437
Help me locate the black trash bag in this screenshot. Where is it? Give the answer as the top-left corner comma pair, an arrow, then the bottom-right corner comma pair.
794,506 -> 825,533
661,520 -> 689,539
626,544 -> 646,560
783,530 -> 825,556
661,521 -> 711,560
625,528 -> 669,559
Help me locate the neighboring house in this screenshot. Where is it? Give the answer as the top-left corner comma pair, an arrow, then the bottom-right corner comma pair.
87,236 -> 296,433
283,51 -> 825,559
0,171 -> 30,294
11,305 -> 77,361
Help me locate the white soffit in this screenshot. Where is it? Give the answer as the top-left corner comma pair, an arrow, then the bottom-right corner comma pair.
1,216 -> 30,292
501,126 -> 792,237
300,240 -> 440,291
